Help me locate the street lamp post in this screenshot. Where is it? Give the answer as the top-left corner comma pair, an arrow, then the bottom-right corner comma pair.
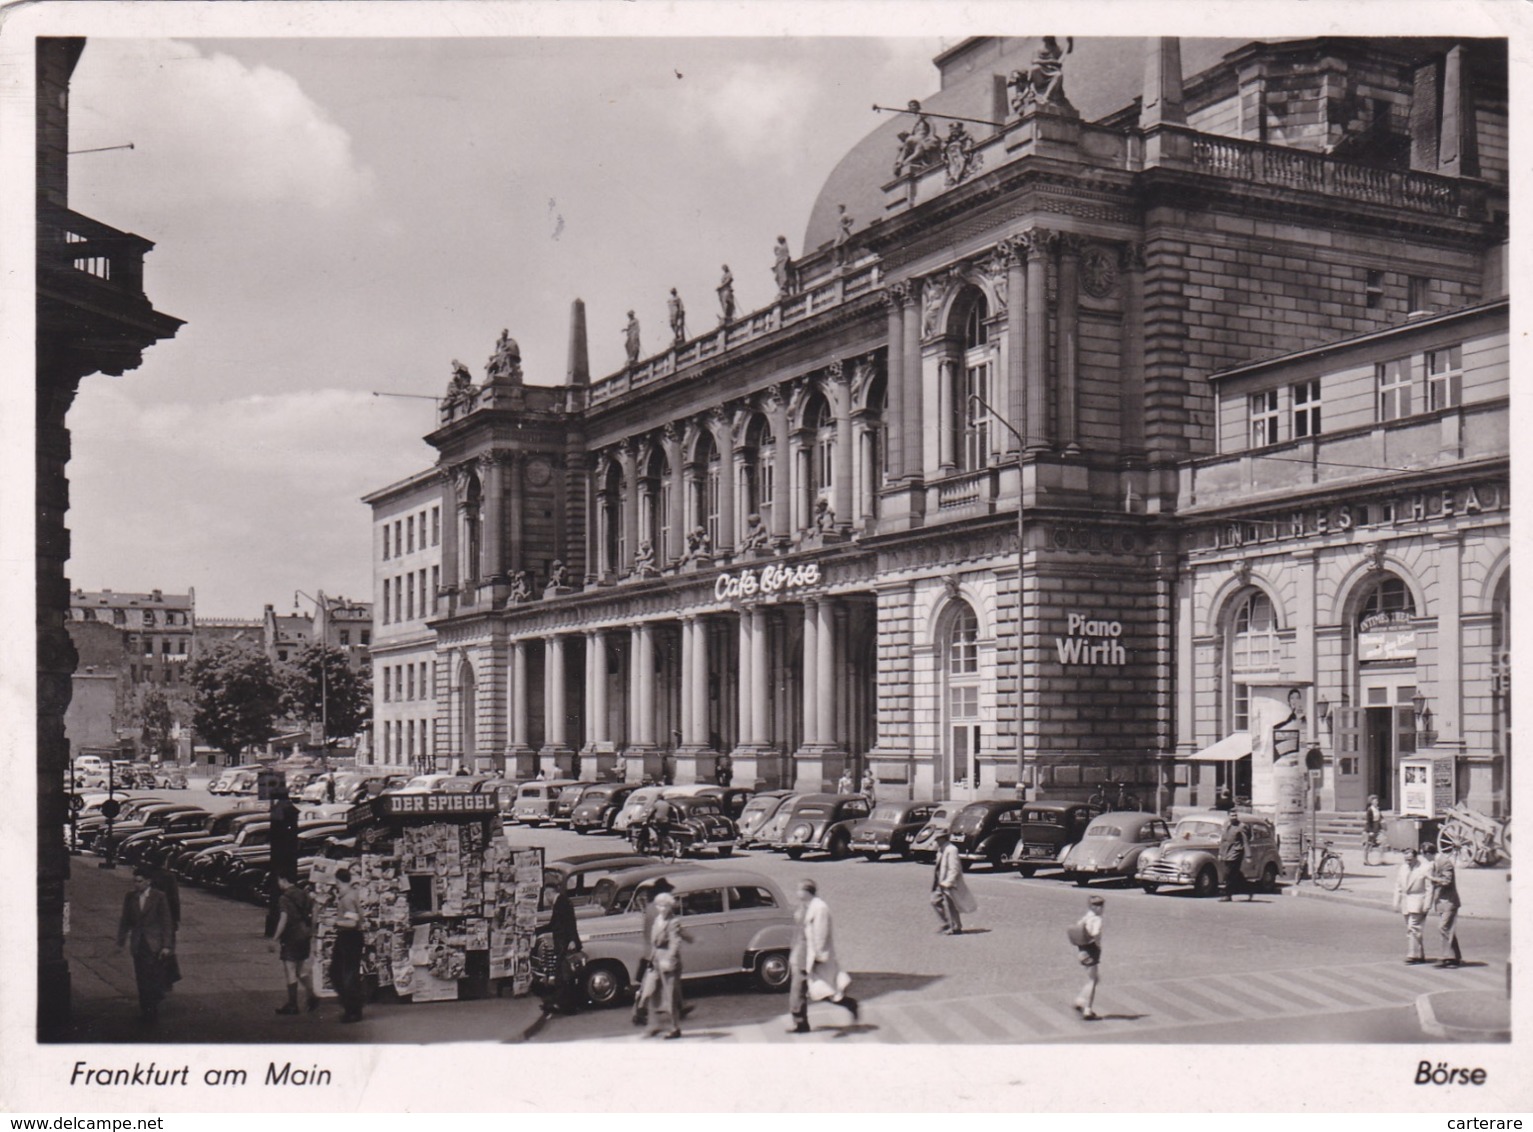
968,393 -> 1028,799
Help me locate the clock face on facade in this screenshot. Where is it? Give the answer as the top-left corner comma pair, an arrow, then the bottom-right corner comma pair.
524,457 -> 552,487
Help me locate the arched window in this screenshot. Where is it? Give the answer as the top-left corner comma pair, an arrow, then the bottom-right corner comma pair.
803,391 -> 834,520
693,431 -> 721,548
462,472 -> 482,585
643,447 -> 671,562
959,292 -> 994,471
944,602 -> 982,791
602,461 -> 623,574
1228,590 -> 1278,732
744,414 -> 774,525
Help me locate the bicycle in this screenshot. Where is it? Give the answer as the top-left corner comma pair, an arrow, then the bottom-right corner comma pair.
1311,840 -> 1344,890
1088,780 -> 1141,813
631,823 -> 681,863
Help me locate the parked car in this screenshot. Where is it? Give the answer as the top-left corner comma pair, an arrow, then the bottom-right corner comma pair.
550,782 -> 599,826
570,784 -> 639,834
139,809 -> 250,868
697,786 -> 754,821
1135,811 -> 1284,897
780,794 -> 873,860
115,808 -> 213,864
948,799 -> 1027,870
153,767 -> 189,790
576,868 -> 796,1007
587,862 -> 710,918
224,824 -> 350,902
735,790 -> 795,847
1008,801 -> 1104,876
511,779 -> 578,825
539,853 -> 661,918
848,800 -> 937,862
643,795 -> 739,858
611,785 -> 667,833
752,793 -> 807,851
1059,811 -> 1172,886
908,800 -> 962,863
93,803 -> 205,856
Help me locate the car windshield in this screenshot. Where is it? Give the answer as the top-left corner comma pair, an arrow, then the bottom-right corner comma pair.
871,805 -> 905,822
1086,825 -> 1121,838
583,788 -> 611,802
1024,810 -> 1059,824
685,801 -> 722,816
741,799 -> 776,816
1175,820 -> 1224,840
794,805 -> 830,819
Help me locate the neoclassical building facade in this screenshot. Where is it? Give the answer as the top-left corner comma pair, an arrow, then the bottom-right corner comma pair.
365,35 -> 1509,815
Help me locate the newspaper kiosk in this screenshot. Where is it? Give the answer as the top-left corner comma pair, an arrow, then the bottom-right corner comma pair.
310,791 -> 542,1004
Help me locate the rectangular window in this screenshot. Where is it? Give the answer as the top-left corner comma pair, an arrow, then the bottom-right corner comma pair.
407,719 -> 415,759
407,665 -> 415,701
382,525 -> 390,561
339,630 -> 350,646
963,362 -> 993,471
1426,345 -> 1462,411
394,521 -> 402,558
1365,269 -> 1384,309
1233,683 -> 1250,732
1249,389 -> 1280,447
432,506 -> 441,546
432,566 -> 441,612
395,667 -> 403,701
406,578 -> 414,622
1292,379 -> 1322,439
383,666 -> 391,703
419,570 -> 427,617
113,609 -> 126,625
406,515 -> 415,554
1377,357 -> 1412,421
360,629 -> 370,646
1408,275 -> 1431,313
382,581 -> 391,623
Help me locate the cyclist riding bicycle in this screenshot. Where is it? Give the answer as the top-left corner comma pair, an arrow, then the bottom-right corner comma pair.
638,794 -> 677,856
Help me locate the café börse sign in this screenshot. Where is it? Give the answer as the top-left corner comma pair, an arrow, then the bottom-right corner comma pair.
715,562 -> 822,602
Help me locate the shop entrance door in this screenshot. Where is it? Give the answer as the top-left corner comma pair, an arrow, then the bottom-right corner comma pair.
1361,677 -> 1417,812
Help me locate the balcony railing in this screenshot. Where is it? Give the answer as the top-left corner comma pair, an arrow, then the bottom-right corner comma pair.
931,466 -> 999,515
589,262 -> 882,407
38,205 -> 154,296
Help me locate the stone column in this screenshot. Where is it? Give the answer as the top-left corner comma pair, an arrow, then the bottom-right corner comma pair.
481,453 -> 506,583
1004,241 -> 1026,454
751,606 -> 770,745
619,441 -> 639,575
1058,234 -> 1082,454
800,600 -> 820,747
506,451 -> 525,576
1022,229 -> 1052,451
540,635 -> 575,774
675,615 -> 715,783
830,363 -> 854,532
506,639 -> 536,778
816,599 -> 837,746
736,611 -> 754,744
1439,44 -> 1479,178
594,484 -> 610,578
1436,532 -> 1463,747
769,386 -> 792,546
586,630 -> 615,774
883,287 -> 906,479
679,617 -> 695,746
937,357 -> 957,472
711,408 -> 735,556
626,622 -> 660,782
583,459 -> 600,586
664,424 -> 684,566
902,284 -> 924,477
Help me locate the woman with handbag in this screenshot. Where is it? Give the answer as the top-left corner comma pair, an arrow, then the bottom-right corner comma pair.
646,892 -> 692,1039
535,884 -> 583,1016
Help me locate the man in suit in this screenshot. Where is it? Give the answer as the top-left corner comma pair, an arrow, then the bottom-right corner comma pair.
1392,847 -> 1433,964
116,867 -> 174,1022
1421,842 -> 1463,968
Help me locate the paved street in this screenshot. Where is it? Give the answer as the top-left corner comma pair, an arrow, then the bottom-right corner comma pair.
55,788 -> 1510,1046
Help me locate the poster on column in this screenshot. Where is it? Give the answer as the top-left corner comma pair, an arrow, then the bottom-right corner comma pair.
1247,685 -> 1305,809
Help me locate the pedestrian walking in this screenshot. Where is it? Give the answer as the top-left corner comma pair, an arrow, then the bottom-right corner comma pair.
328,866 -> 366,1022
646,892 -> 691,1039
1421,842 -> 1463,967
1219,812 -> 1250,901
1363,794 -> 1385,864
116,867 -> 175,1023
535,883 -> 583,1016
800,879 -> 859,1024
1391,847 -> 1432,964
630,877 -> 675,1027
836,769 -> 855,795
1069,893 -> 1105,1020
324,775 -> 336,804
860,767 -> 877,801
270,875 -> 318,1014
931,830 -> 976,934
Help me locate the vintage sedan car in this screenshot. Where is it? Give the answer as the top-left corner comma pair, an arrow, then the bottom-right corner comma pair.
849,800 -> 937,862
115,808 -> 213,864
779,794 -> 873,860
570,784 -> 639,834
550,781 -> 599,826
662,795 -> 740,857
1135,811 -> 1284,897
577,868 -> 796,1006
611,786 -> 666,833
735,790 -> 795,847
697,786 -> 754,821
907,800 -> 963,863
1008,801 -> 1104,876
510,779 -> 578,825
1059,811 -> 1172,885
948,799 -> 1027,870
538,852 -> 661,919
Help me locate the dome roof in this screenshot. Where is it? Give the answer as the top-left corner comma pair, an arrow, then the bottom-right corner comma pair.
803,37 -> 1246,253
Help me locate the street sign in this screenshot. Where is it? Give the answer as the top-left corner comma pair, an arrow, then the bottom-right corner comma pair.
68,793 -> 85,813
99,798 -> 121,820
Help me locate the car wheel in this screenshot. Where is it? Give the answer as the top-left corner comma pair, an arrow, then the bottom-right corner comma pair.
1016,865 -> 1036,878
1074,874 -> 1091,887
1260,862 -> 1280,893
958,858 -> 971,873
1193,866 -> 1219,898
575,826 -> 589,835
717,846 -> 733,858
786,847 -> 805,861
581,962 -> 629,1008
753,950 -> 791,993
986,847 -> 1006,871
1140,882 -> 1159,894
828,833 -> 849,861
860,851 -> 880,864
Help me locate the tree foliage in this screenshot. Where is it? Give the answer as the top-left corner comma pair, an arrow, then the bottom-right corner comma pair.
281,642 -> 371,745
187,642 -> 282,759
135,686 -> 177,760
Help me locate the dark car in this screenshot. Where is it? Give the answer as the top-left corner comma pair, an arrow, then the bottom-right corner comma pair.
539,852 -> 662,918
115,808 -> 213,864
1059,811 -> 1172,886
664,795 -> 741,858
779,793 -> 872,860
948,799 -> 1026,870
735,790 -> 795,847
848,800 -> 937,862
570,784 -> 639,834
698,786 -> 755,821
156,810 -> 264,871
550,781 -> 599,826
94,803 -> 206,857
1008,802 -> 1104,876
227,824 -> 350,903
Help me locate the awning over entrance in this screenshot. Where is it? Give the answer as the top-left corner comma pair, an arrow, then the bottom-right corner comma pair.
1186,732 -> 1252,761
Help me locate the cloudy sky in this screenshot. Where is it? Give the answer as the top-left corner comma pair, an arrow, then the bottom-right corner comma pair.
59,30 -> 941,617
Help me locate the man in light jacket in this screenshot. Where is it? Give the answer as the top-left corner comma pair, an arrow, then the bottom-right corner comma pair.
1392,847 -> 1432,964
932,831 -> 975,935
1421,842 -> 1463,968
800,879 -> 858,1025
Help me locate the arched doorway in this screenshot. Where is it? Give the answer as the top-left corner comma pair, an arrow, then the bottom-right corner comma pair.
1353,573 -> 1419,810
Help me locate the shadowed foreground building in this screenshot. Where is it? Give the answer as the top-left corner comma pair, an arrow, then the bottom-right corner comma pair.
361,35 -> 1509,822
36,38 -> 182,1031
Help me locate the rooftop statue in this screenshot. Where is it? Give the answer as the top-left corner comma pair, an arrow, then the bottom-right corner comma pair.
813,497 -> 837,533
740,513 -> 770,551
623,310 -> 641,365
1008,36 -> 1074,114
505,570 -> 532,604
545,560 -> 569,590
833,205 -> 855,268
668,288 -> 687,344
634,537 -> 657,576
893,99 -> 943,178
486,328 -> 522,382
716,265 -> 736,324
443,360 -> 475,412
773,236 -> 796,297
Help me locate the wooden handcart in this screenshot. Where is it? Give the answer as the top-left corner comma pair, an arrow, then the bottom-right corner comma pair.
1437,803 -> 1511,867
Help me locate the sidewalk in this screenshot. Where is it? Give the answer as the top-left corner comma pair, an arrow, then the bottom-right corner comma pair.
1283,842 -> 1511,920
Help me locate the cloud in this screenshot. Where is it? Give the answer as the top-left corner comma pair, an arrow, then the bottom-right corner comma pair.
69,39 -> 373,216
66,385 -> 432,616
679,61 -> 824,166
